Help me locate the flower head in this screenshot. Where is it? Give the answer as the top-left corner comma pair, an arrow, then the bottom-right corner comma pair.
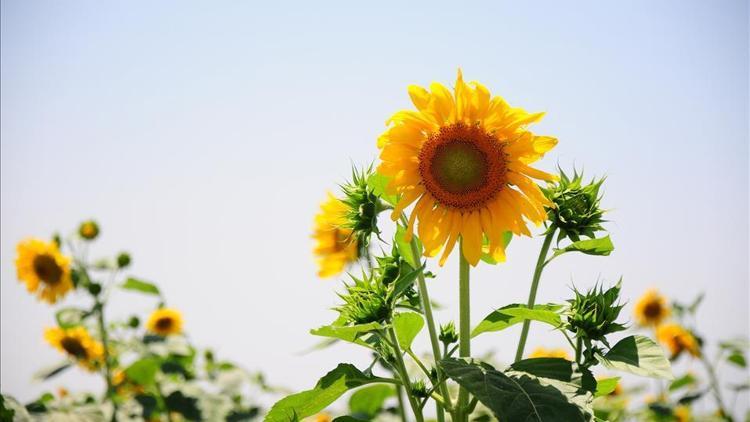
336,271 -> 391,325
16,238 -> 74,303
146,308 -> 183,336
377,70 -> 558,266
439,321 -> 458,346
634,289 -> 671,327
529,347 -> 571,360
656,323 -> 700,359
79,220 -> 100,240
566,281 -> 627,343
44,326 -> 104,370
542,169 -> 606,243
312,193 -> 359,278
340,165 -> 385,255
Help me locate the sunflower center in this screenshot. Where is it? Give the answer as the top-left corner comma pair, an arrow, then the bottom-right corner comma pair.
419,123 -> 507,209
60,337 -> 87,358
155,317 -> 174,331
33,254 -> 63,285
643,301 -> 663,318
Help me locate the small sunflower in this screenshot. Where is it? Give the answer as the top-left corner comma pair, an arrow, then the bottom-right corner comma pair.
673,405 -> 692,422
634,288 -> 671,327
16,238 -> 74,303
529,346 -> 571,360
377,70 -> 558,266
44,326 -> 104,370
146,308 -> 183,336
312,193 -> 359,278
79,220 -> 100,240
656,323 -> 700,359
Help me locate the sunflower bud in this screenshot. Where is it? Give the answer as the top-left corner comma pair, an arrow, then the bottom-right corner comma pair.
79,220 -> 100,240
87,282 -> 102,296
410,380 -> 429,398
543,169 -> 606,243
439,321 -> 458,346
127,316 -> 140,328
566,281 -> 627,344
375,246 -> 403,286
341,165 -> 385,256
116,252 -> 132,269
336,272 -> 390,325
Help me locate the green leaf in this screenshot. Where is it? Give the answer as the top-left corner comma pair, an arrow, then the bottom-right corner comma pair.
165,391 -> 201,421
367,172 -> 399,206
510,358 -> 596,393
55,307 -> 89,328
440,358 -> 591,421
33,360 -> 72,381
727,352 -> 746,368
596,335 -> 673,380
393,312 -> 424,350
480,232 -> 513,265
472,303 -> 563,338
266,364 -> 388,422
125,357 -> 161,386
310,322 -> 382,348
594,377 -> 620,397
391,262 -> 424,302
395,225 -> 420,268
348,385 -> 394,419
552,236 -> 614,258
333,417 -> 369,422
669,373 -> 697,392
121,278 -> 160,295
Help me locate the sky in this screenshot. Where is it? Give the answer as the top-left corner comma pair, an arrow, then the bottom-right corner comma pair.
1,0 -> 748,415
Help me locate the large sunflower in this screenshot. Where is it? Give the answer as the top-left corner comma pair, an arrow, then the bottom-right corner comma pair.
312,193 -> 359,278
44,326 -> 104,370
633,288 -> 670,327
16,238 -> 74,303
377,70 -> 558,266
146,308 -> 184,336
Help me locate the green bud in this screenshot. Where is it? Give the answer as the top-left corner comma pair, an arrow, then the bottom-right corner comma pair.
336,271 -> 390,325
116,252 -> 131,268
52,233 -> 62,248
127,316 -> 140,328
411,380 -> 429,398
566,280 -> 627,343
87,282 -> 102,296
542,169 -> 607,243
439,321 -> 458,345
341,164 -> 384,256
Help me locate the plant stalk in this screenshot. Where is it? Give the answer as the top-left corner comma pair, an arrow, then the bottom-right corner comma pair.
514,229 -> 556,362
456,238 -> 471,421
700,352 -> 729,418
407,232 -> 452,421
95,297 -> 118,421
388,327 -> 424,422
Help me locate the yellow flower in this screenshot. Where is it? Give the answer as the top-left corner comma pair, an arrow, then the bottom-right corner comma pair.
44,326 -> 104,370
673,405 -> 691,422
312,193 -> 359,278
79,220 -> 100,240
146,308 -> 184,336
314,414 -> 332,422
16,238 -> 74,303
529,347 -> 571,360
634,288 -> 670,326
377,70 -> 557,266
656,323 -> 700,359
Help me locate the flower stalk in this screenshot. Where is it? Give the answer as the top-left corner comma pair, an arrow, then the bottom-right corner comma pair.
456,238 -> 471,421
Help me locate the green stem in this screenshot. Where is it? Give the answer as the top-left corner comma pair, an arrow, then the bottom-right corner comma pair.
406,228 -> 452,420
575,336 -> 583,365
700,352 -> 729,418
456,238 -> 471,421
388,327 -> 424,422
95,297 -> 118,421
395,385 -> 408,422
514,229 -> 556,363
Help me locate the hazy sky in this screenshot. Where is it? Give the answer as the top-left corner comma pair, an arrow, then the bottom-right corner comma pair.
2,0 -> 748,414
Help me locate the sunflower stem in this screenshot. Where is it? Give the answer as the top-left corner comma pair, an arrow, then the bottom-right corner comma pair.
387,327 -> 424,422
514,229 -> 556,363
395,384 -> 408,422
94,296 -> 118,421
407,231 -> 452,421
700,351 -> 729,418
457,238 -> 471,421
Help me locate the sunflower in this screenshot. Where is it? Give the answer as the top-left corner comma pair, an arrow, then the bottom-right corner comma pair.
656,323 -> 700,359
79,220 -> 100,240
529,346 -> 571,360
312,193 -> 359,278
673,405 -> 692,422
44,326 -> 104,370
377,70 -> 558,266
146,308 -> 183,336
16,238 -> 74,303
633,288 -> 671,326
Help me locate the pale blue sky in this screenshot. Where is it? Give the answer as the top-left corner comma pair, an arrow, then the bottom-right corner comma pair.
1,0 -> 748,414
